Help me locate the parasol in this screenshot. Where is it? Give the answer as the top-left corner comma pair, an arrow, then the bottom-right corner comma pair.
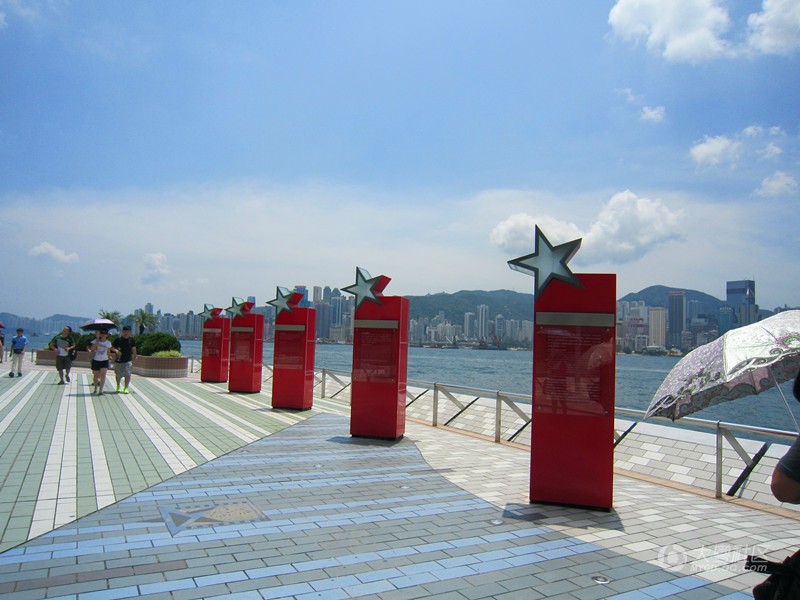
645,310 -> 800,423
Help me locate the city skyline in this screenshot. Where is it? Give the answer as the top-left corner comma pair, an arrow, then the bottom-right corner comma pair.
1,3 -> 798,318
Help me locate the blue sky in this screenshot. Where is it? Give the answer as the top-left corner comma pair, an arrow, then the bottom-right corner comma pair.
1,0 -> 798,319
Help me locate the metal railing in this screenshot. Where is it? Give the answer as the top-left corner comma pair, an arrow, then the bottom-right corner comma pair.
315,367 -> 798,499
188,358 -> 798,500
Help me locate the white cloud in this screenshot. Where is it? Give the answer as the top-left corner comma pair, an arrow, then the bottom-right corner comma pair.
609,0 -> 800,61
28,241 -> 79,263
608,0 -> 732,62
747,0 -> 800,55
755,171 -> 797,196
689,135 -> 741,167
582,190 -> 683,264
490,190 -> 682,266
142,252 -> 170,286
760,142 -> 783,159
489,214 -> 582,255
640,105 -> 665,122
743,125 -> 763,138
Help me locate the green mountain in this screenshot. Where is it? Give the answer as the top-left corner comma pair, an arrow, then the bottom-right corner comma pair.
617,285 -> 725,316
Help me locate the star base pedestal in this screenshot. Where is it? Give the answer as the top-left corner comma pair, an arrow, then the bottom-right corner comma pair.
200,317 -> 231,383
350,296 -> 409,440
530,273 -> 616,510
228,313 -> 264,394
272,307 -> 316,410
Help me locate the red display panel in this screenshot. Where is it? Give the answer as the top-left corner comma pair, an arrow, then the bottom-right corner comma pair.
201,314 -> 230,383
530,273 -> 616,509
350,296 -> 409,440
272,305 -> 316,410
228,309 -> 264,394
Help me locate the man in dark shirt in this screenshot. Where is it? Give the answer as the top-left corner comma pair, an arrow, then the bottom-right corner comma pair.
771,371 -> 800,503
112,326 -> 137,394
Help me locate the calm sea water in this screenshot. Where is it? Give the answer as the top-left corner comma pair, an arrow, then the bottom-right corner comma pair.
22,335 -> 800,433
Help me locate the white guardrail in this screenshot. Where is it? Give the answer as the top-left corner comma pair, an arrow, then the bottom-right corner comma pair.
187,357 -> 798,500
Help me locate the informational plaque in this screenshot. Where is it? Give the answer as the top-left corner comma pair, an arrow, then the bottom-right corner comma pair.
270,288 -> 316,410
344,268 -> 409,440
227,298 -> 264,394
200,305 -> 230,383
508,227 -> 615,510
531,273 -> 616,509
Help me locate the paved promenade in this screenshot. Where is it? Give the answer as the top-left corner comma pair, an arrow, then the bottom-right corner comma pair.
0,361 -> 797,598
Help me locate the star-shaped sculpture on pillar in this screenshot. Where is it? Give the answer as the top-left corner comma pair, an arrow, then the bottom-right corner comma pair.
508,226 -> 583,298
342,267 -> 391,311
267,287 -> 295,317
226,297 -> 247,321
199,304 -> 220,322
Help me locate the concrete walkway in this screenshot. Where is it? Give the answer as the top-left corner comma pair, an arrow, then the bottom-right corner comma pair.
0,362 -> 796,598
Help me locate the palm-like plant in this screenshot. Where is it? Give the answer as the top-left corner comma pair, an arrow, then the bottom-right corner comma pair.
134,309 -> 159,336
98,309 -> 122,327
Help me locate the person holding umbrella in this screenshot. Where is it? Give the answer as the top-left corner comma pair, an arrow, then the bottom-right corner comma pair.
771,371 -> 800,504
89,330 -> 113,395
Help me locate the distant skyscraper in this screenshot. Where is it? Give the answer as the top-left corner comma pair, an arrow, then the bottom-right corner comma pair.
323,286 -> 332,303
294,285 -> 310,308
718,306 -> 734,335
145,302 -> 154,314
464,312 -> 475,339
331,296 -> 344,327
494,315 -> 505,340
648,307 -> 666,347
312,286 -> 322,303
726,280 -> 756,327
667,291 -> 686,349
476,304 -> 489,340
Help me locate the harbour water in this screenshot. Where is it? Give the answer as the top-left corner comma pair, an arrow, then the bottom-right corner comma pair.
21,335 -> 800,434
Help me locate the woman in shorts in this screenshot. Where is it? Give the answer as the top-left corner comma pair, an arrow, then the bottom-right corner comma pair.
89,330 -> 113,395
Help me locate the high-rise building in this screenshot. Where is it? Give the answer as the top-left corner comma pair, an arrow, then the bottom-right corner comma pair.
726,280 -> 757,327
494,315 -> 506,340
464,312 -> 475,340
331,296 -> 345,328
476,304 -> 489,340
648,307 -> 667,347
718,306 -> 734,335
323,286 -> 332,304
294,285 -> 310,308
667,291 -> 686,349
312,286 -> 323,303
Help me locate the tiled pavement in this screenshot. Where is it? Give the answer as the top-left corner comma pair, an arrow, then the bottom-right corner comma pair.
0,363 -> 798,598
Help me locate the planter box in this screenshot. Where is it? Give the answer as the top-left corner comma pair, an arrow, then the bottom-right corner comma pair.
36,350 -> 91,368
132,356 -> 189,378
36,351 -> 188,378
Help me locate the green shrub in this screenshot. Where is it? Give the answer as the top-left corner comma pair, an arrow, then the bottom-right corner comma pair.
136,332 -> 181,356
152,350 -> 182,358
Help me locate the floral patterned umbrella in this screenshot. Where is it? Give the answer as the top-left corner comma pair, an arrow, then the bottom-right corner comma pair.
645,310 -> 800,421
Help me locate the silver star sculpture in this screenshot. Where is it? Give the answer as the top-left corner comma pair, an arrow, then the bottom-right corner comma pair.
199,304 -> 217,321
267,287 -> 294,317
508,225 -> 583,297
226,297 -> 247,320
342,267 -> 384,310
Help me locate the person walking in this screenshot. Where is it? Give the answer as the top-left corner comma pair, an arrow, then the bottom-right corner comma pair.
0,328 -> 5,362
112,325 -> 137,393
49,326 -> 76,384
89,330 -> 113,394
9,328 -> 28,377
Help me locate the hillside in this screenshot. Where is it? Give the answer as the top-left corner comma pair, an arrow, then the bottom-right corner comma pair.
617,285 -> 725,316
406,290 -> 534,321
